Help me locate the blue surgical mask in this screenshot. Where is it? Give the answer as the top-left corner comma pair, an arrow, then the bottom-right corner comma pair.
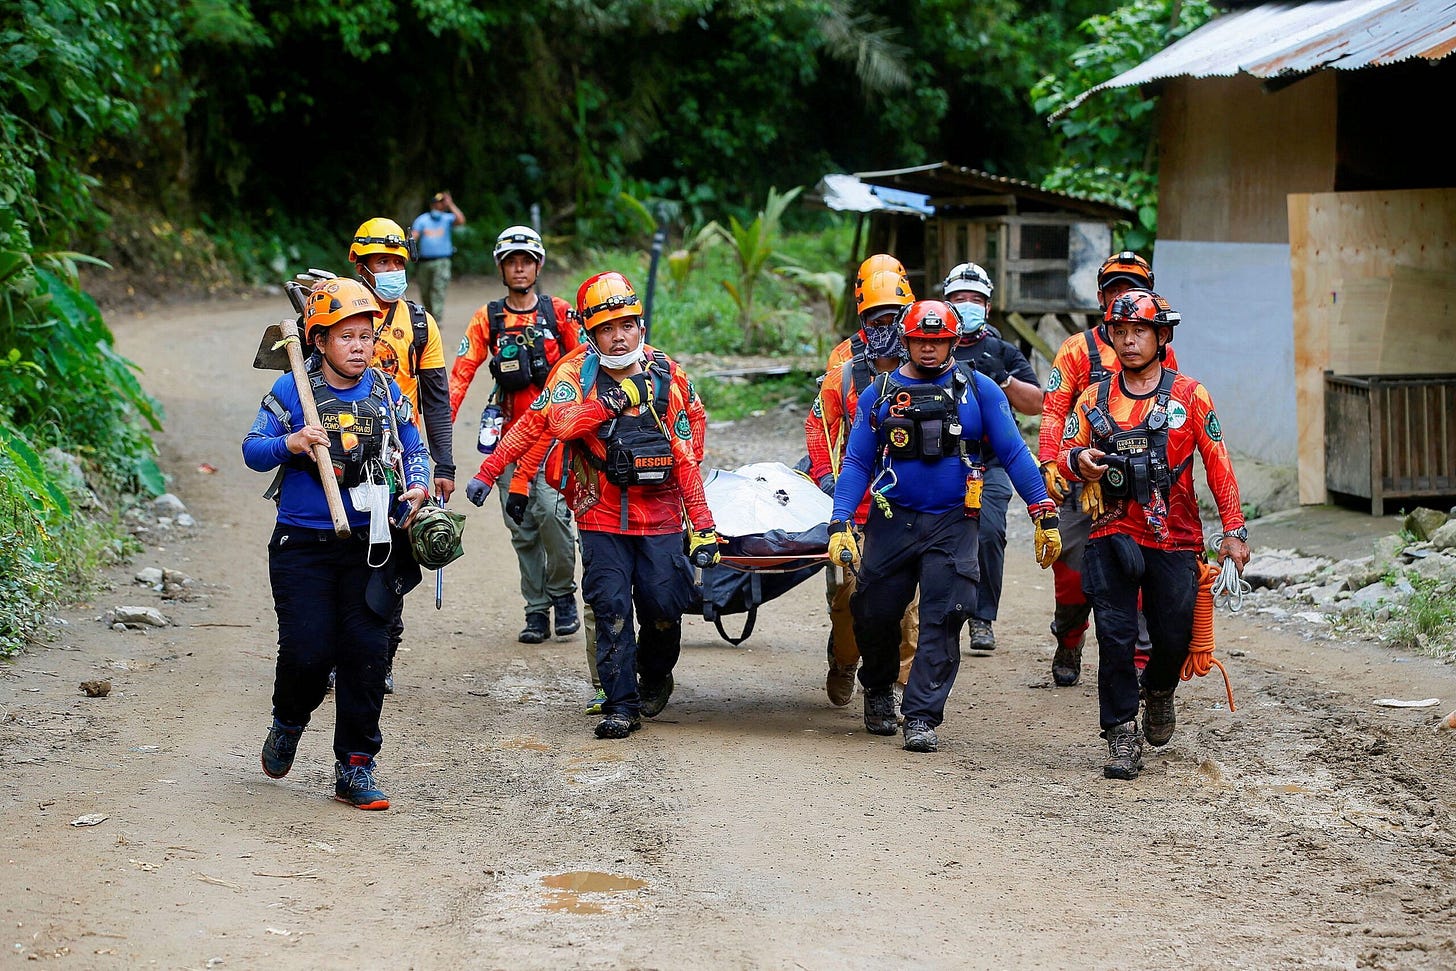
953,302 -> 988,338
372,269 -> 407,302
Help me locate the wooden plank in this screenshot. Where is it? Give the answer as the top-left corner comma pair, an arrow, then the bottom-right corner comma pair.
1328,277 -> 1390,374
1377,265 -> 1456,373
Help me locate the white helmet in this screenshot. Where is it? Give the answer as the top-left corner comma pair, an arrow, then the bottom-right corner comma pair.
493,225 -> 546,265
942,262 -> 993,299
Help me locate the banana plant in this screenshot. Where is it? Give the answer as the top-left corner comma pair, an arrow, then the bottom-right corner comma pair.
709,185 -> 803,351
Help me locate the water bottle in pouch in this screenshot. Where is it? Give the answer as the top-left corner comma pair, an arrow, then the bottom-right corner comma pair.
477,403 -> 504,454
964,467 -> 983,518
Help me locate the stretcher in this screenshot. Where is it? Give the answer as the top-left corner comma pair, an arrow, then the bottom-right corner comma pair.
697,462 -> 832,645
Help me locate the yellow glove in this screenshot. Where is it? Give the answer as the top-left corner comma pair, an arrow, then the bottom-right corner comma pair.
620,372 -> 651,408
1039,461 -> 1068,504
1080,479 -> 1105,520
687,527 -> 721,566
1032,508 -> 1062,569
827,520 -> 860,569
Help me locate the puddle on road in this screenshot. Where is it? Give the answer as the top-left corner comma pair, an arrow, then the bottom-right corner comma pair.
540,871 -> 648,914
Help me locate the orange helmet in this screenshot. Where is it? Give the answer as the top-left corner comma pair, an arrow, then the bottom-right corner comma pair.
348,217 -> 412,264
898,300 -> 958,341
1104,287 -> 1180,329
576,271 -> 643,332
854,254 -> 912,316
1097,251 -> 1153,296
304,278 -> 383,346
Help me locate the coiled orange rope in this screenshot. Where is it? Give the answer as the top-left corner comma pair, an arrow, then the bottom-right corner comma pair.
1182,558 -> 1237,711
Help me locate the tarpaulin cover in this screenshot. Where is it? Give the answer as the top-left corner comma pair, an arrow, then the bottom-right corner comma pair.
702,462 -> 833,537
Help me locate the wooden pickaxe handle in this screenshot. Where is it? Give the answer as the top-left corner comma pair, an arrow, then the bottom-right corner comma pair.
279,318 -> 351,536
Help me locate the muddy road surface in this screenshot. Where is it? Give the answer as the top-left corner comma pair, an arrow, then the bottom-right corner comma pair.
3,278 -> 1455,969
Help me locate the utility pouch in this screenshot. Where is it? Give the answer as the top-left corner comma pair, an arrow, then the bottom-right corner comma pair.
489,339 -> 536,392
882,415 -> 918,459
603,424 -> 674,487
522,327 -> 551,388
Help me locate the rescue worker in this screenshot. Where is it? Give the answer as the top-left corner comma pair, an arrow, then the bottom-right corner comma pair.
544,271 -> 720,739
804,254 -> 920,710
941,262 -> 1043,654
452,225 -> 583,644
1038,251 -> 1171,688
466,342 -> 707,715
830,299 -> 1061,753
347,217 -> 456,694
1057,288 -> 1249,779
409,190 -> 465,322
244,278 -> 431,810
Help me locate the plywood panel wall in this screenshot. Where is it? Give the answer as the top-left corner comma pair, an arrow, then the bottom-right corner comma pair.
1290,190 -> 1456,503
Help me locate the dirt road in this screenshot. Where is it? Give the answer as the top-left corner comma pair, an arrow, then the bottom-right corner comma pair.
4,279 -> 1455,969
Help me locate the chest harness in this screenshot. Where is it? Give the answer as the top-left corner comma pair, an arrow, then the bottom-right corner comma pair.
261,364 -> 411,499
568,351 -> 678,530
862,363 -> 983,518
487,295 -> 560,392
1084,328 -> 1110,385
1078,369 -> 1194,540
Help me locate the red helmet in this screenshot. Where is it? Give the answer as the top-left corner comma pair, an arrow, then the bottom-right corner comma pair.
898,300 -> 958,341
1103,287 -> 1180,330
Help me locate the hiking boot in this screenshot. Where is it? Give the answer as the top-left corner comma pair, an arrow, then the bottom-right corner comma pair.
1052,639 -> 1083,687
553,596 -> 581,637
903,720 -> 939,753
260,720 -> 302,779
863,686 -> 899,736
518,611 -> 550,644
825,662 -> 857,707
383,664 -> 395,695
1144,687 -> 1177,747
585,688 -> 607,715
967,618 -> 996,654
1102,720 -> 1144,780
639,673 -> 674,719
334,754 -> 390,810
594,713 -> 642,739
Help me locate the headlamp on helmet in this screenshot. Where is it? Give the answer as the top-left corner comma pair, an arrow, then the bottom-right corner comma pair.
1097,251 -> 1154,292
576,271 -> 643,332
899,300 -> 958,341
942,262 -> 994,299
349,217 -> 414,264
493,225 -> 546,266
1104,288 -> 1180,329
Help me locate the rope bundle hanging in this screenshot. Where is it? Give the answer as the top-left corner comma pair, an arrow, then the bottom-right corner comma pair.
1182,558 -> 1237,711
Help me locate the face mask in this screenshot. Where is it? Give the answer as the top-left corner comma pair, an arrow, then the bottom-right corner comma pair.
597,346 -> 645,370
953,302 -> 988,338
372,269 -> 407,302
863,323 -> 904,360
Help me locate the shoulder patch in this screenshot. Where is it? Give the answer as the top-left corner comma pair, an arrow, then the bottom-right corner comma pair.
1166,401 -> 1188,429
686,379 -> 698,404
551,381 -> 576,403
1046,367 -> 1063,393
811,396 -> 823,417
1205,411 -> 1223,442
456,336 -> 470,357
674,411 -> 692,440
529,388 -> 550,411
1062,413 -> 1080,440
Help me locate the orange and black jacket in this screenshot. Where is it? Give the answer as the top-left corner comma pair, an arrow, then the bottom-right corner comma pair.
805,340 -> 876,524
543,350 -> 712,536
1057,369 -> 1244,552
449,294 -> 581,429
1039,327 -> 1179,466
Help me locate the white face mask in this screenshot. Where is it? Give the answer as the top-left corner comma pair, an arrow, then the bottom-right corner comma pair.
598,347 -> 645,370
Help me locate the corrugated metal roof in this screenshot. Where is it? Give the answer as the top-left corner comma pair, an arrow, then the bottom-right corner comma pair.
851,162 -> 1137,222
1054,0 -> 1456,118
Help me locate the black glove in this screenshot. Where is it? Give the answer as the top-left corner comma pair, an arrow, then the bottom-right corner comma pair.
817,473 -> 836,496
598,386 -> 630,416
504,492 -> 528,525
465,478 -> 492,507
977,357 -> 1010,387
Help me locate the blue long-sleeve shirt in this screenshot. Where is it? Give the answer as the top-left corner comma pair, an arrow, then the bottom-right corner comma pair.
831,365 -> 1049,521
242,369 -> 431,530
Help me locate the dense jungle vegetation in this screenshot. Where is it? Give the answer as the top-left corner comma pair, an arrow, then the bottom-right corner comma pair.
0,0 -> 1214,653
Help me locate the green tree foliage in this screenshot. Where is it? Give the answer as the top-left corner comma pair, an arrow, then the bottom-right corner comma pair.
1032,0 -> 1217,248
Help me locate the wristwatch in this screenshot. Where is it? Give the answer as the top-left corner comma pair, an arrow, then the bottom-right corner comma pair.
1222,526 -> 1249,542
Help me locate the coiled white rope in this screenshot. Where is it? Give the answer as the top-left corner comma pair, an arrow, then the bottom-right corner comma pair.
1211,555 -> 1251,612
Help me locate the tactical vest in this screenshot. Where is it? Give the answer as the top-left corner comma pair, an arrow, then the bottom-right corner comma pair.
572,351 -> 678,530
487,295 -> 559,392
866,364 -> 980,462
1079,368 -> 1192,504
261,365 -> 401,498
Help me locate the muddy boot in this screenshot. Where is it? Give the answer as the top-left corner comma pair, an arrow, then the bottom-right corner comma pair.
902,720 -> 939,753
518,611 -> 550,644
1144,687 -> 1177,747
825,661 -> 857,707
863,686 -> 899,736
1051,637 -> 1084,687
553,596 -> 581,637
638,673 -> 674,719
1102,720 -> 1144,780
966,618 -> 996,655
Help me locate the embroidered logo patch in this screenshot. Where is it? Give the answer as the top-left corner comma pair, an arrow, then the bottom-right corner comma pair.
674,412 -> 692,440
1205,411 -> 1223,441
1062,414 -> 1080,440
1166,401 -> 1188,429
456,336 -> 470,357
888,427 -> 911,450
551,382 -> 576,403
1046,367 -> 1063,393
529,389 -> 550,411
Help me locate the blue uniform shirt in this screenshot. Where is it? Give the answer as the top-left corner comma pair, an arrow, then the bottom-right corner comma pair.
242,369 -> 431,530
410,211 -> 456,259
831,364 -> 1049,520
